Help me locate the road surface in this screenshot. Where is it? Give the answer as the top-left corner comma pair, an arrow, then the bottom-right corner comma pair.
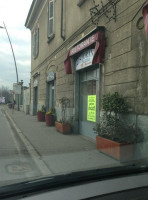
0,107 -> 41,186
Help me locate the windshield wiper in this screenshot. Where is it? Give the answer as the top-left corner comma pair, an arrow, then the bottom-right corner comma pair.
0,163 -> 148,199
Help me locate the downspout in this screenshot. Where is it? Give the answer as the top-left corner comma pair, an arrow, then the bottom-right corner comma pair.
61,0 -> 65,41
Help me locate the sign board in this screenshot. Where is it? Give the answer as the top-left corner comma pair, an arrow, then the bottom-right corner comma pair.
47,71 -> 55,82
87,95 -> 96,122
13,84 -> 21,95
34,80 -> 38,87
69,33 -> 97,56
75,49 -> 95,71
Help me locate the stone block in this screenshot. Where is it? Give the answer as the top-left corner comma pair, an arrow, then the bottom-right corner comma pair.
56,84 -> 74,93
111,37 -> 131,58
105,82 -> 137,98
107,0 -> 141,32
105,53 -> 128,73
105,67 -> 137,86
56,77 -> 66,86
111,22 -> 132,45
138,115 -> 148,138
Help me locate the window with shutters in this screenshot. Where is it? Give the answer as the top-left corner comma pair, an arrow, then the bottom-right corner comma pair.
47,0 -> 55,42
33,27 -> 39,59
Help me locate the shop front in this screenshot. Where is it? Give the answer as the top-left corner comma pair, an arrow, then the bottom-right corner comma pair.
46,71 -> 55,111
33,79 -> 38,115
64,29 -> 106,139
79,67 -> 99,139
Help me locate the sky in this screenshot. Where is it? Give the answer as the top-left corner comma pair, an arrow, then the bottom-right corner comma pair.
0,0 -> 33,89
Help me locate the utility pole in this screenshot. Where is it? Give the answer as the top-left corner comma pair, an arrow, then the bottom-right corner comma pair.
0,22 -> 19,110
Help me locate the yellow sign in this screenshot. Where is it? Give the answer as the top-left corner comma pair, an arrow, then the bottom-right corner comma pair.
87,95 -> 96,122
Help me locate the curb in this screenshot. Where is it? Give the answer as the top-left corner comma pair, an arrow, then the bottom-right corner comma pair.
4,109 -> 53,176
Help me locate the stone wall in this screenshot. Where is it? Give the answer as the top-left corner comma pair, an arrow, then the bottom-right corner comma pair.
28,0 -> 148,139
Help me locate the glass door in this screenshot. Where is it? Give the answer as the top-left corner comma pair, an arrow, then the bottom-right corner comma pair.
46,81 -> 55,111
33,87 -> 38,115
79,68 -> 99,139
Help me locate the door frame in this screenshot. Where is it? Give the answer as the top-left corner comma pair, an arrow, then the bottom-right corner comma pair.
74,64 -> 101,137
33,86 -> 38,115
46,80 -> 55,111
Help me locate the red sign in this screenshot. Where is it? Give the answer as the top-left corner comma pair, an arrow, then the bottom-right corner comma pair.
142,0 -> 148,40
69,33 -> 98,56
64,30 -> 106,74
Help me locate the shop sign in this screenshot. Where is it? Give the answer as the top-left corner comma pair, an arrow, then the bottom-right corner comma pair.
69,33 -> 97,56
142,0 -> 148,40
34,80 -> 38,87
13,83 -> 21,95
75,49 -> 95,70
87,95 -> 96,122
47,71 -> 55,82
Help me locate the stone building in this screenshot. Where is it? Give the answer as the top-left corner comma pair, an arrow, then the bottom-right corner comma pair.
25,0 -> 148,140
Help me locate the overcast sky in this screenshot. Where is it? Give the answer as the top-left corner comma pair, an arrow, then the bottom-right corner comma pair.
0,0 -> 33,89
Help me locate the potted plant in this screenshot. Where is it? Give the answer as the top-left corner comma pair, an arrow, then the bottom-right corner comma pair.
37,105 -> 46,122
45,107 -> 55,126
94,92 -> 143,161
55,97 -> 71,134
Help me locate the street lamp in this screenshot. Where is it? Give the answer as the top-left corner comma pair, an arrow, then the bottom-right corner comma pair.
0,22 -> 19,110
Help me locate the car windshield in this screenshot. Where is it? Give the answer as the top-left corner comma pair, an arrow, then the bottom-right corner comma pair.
0,0 -> 148,190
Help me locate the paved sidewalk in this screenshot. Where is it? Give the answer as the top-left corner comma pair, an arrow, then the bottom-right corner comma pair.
5,107 -> 120,176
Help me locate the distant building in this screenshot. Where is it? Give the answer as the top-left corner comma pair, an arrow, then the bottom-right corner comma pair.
0,97 -> 5,104
25,0 -> 148,140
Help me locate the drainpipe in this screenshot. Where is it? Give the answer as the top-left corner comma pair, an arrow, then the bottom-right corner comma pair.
61,0 -> 65,41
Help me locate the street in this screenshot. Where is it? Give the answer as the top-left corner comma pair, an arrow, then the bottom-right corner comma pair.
0,106 -> 43,186
0,105 -> 121,186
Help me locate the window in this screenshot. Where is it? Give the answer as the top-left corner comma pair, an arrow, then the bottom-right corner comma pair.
33,27 -> 39,59
47,0 -> 54,40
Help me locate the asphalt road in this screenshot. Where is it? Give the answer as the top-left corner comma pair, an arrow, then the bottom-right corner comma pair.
0,106 -> 41,186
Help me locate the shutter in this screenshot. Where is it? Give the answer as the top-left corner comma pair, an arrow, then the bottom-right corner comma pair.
33,27 -> 39,59
48,0 -> 54,38
36,28 -> 39,57
33,32 -> 36,58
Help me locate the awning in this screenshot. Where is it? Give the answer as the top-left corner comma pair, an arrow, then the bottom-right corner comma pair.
142,0 -> 148,40
64,30 -> 106,74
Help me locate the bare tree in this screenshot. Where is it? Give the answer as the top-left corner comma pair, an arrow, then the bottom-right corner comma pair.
0,86 -> 11,103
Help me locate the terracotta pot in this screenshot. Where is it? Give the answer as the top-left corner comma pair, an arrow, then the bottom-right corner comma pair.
45,114 -> 54,126
96,135 -> 133,161
37,112 -> 45,122
55,121 -> 71,134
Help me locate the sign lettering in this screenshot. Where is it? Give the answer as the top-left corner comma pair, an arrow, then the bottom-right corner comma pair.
87,95 -> 96,122
70,33 -> 97,56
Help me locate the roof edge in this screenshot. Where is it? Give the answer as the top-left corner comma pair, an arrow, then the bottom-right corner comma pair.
25,0 -> 44,29
25,0 -> 36,28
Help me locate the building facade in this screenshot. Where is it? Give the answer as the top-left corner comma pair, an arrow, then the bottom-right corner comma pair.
25,0 -> 148,140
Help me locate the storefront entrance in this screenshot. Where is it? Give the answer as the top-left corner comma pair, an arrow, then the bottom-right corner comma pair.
33,86 -> 38,115
79,68 -> 99,139
46,80 -> 55,111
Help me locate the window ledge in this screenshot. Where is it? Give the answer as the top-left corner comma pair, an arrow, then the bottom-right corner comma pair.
47,34 -> 55,44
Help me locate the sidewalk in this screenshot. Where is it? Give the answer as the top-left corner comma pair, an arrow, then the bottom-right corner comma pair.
5,107 -> 120,176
